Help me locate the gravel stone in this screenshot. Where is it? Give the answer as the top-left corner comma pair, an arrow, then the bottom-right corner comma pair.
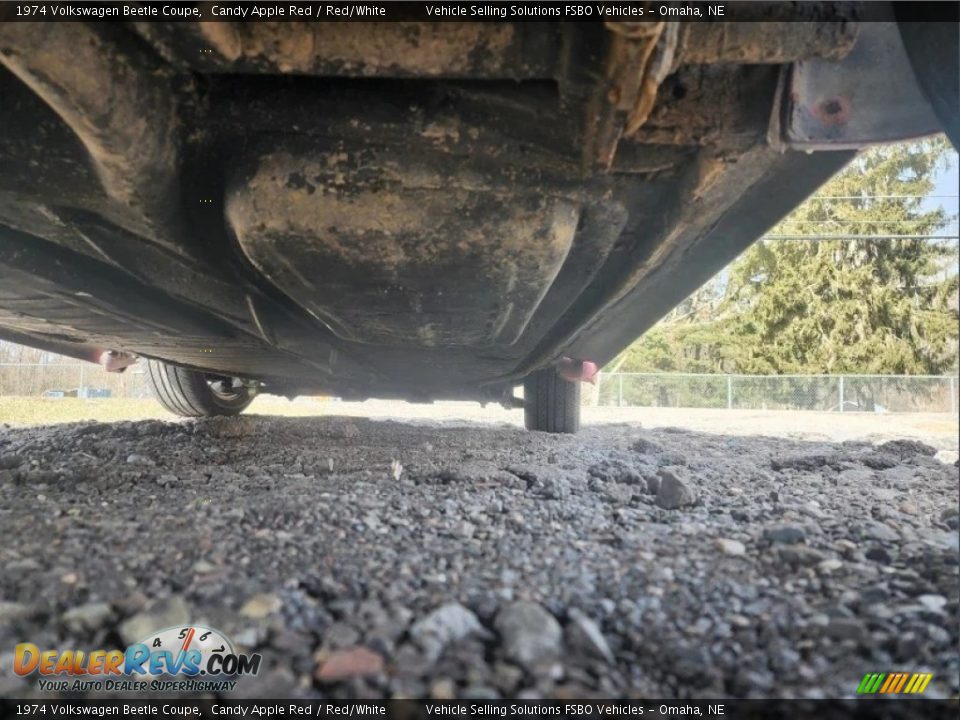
631,438 -> 665,455
62,602 -> 113,632
1,415 -> 955,699
118,596 -> 190,645
316,646 -> 384,681
565,608 -> 614,663
877,439 -> 937,457
715,538 -> 746,556
240,593 -> 283,619
655,467 -> 696,509
410,603 -> 489,662
763,524 -> 807,544
825,619 -> 867,644
495,602 -> 562,670
0,601 -> 34,623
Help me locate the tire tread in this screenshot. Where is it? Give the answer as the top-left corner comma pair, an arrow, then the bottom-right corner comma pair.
145,359 -> 253,417
524,368 -> 580,433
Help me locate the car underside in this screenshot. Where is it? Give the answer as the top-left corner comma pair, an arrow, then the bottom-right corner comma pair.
0,5 -> 956,430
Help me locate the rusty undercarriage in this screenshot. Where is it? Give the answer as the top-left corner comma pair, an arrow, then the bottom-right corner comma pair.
0,7 -> 955,428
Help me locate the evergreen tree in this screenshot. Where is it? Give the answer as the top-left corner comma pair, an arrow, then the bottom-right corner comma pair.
617,137 -> 958,375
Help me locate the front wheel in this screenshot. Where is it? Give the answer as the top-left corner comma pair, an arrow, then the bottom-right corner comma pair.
523,368 -> 580,434
145,359 -> 255,417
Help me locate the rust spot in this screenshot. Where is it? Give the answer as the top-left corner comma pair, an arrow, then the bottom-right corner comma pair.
813,96 -> 850,126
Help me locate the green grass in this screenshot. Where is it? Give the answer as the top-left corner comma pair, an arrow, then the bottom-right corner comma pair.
0,396 -> 329,426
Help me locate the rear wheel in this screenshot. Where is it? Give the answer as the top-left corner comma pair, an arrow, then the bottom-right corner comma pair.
145,359 -> 255,417
523,367 -> 580,434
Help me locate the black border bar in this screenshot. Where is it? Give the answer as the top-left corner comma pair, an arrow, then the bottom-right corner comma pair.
2,699 -> 960,719
0,1 -> 958,23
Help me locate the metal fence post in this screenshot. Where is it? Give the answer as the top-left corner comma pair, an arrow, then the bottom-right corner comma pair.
838,376 -> 844,413
618,374 -> 623,407
78,362 -> 85,399
951,376 -> 957,415
727,375 -> 733,409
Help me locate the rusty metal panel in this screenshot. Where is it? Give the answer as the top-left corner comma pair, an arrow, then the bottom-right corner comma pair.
784,21 -> 941,149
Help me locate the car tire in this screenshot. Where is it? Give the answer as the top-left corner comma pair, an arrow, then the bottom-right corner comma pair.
145,359 -> 255,417
524,367 -> 580,434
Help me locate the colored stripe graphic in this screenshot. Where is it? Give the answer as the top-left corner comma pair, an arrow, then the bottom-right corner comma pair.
879,673 -> 898,693
857,673 -> 885,694
904,674 -> 920,693
893,673 -> 909,693
857,672 -> 932,694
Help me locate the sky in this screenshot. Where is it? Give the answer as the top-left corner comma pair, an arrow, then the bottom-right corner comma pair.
926,152 -> 959,238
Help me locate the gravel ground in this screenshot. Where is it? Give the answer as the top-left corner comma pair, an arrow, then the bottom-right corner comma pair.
0,415 -> 957,699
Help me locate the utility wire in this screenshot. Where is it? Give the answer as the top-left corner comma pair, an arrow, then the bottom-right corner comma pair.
783,220 -> 958,225
808,195 -> 959,200
763,234 -> 959,241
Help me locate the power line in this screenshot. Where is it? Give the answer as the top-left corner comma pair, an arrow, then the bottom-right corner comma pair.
783,220 -> 959,225
808,195 -> 959,200
762,234 -> 959,241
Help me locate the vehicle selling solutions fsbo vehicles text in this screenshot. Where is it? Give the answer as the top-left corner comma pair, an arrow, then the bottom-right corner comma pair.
425,4 -> 722,18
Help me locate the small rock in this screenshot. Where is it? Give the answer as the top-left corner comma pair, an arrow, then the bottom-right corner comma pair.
631,438 -> 665,455
644,475 -> 661,495
817,558 -> 843,573
322,622 -> 361,649
62,602 -> 113,632
838,469 -> 874,484
455,521 -> 476,539
494,601 -> 562,670
119,596 -> 190,645
865,546 -> 893,564
410,603 -> 489,661
156,474 -> 179,487
430,677 -> 457,700
125,454 -> 154,466
825,618 -> 866,643
715,538 -> 746,556
916,594 -> 947,613
655,467 -> 696,510
860,586 -> 889,605
192,560 -> 216,574
602,484 -> 634,504
240,593 -> 283,619
315,646 -> 384,681
771,454 -> 836,472
492,662 -> 524,692
0,454 -> 23,470
565,608 -> 614,663
862,453 -> 900,470
778,545 -> 825,566
864,521 -> 899,542
877,439 -> 937,457
897,500 -> 918,515
0,601 -> 34,623
588,459 -> 643,485
763,524 -> 806,544
941,507 -> 960,530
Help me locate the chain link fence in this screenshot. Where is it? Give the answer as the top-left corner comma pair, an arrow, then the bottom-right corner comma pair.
0,364 -> 957,414
595,373 -> 959,414
0,363 -> 150,399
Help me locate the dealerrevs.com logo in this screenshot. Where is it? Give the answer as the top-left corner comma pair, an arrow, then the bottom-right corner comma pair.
15,625 -> 261,693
